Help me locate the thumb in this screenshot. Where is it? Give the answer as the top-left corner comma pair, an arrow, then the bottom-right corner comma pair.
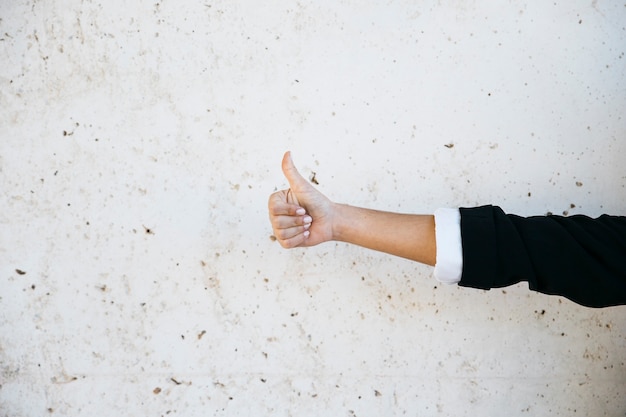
281,151 -> 310,192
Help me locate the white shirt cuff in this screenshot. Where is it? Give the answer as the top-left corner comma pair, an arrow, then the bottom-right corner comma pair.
433,208 -> 463,284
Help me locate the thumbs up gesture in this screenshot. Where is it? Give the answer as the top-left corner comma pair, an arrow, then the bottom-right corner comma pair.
268,152 -> 334,248
268,152 -> 437,265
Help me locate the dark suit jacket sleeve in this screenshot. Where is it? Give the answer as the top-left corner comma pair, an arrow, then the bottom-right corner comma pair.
457,205 -> 626,308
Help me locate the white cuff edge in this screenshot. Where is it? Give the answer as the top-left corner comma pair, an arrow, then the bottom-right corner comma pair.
433,208 -> 463,284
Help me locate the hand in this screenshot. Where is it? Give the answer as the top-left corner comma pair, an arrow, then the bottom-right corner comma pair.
268,152 -> 335,248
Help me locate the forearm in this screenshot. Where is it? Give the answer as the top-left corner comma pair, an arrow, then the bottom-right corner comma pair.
331,203 -> 437,266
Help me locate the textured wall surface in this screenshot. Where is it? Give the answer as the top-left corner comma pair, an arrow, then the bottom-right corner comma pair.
1,1 -> 625,416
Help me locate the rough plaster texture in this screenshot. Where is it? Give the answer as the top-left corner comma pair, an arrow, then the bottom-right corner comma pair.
1,0 -> 625,416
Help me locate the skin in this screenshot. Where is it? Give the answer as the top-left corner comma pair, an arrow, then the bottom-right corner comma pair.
268,151 -> 437,266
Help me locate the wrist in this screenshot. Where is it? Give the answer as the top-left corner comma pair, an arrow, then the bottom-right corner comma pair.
331,202 -> 355,243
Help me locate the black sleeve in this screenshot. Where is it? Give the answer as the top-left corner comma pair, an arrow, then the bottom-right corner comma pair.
458,205 -> 626,308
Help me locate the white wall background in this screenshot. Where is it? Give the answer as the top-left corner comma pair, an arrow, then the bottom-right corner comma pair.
1,0 -> 625,416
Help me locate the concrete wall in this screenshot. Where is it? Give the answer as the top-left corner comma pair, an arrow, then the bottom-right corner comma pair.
1,0 -> 624,416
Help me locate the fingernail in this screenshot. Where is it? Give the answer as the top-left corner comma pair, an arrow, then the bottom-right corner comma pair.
296,208 -> 306,215
303,216 -> 312,224
303,230 -> 310,238
304,222 -> 311,229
